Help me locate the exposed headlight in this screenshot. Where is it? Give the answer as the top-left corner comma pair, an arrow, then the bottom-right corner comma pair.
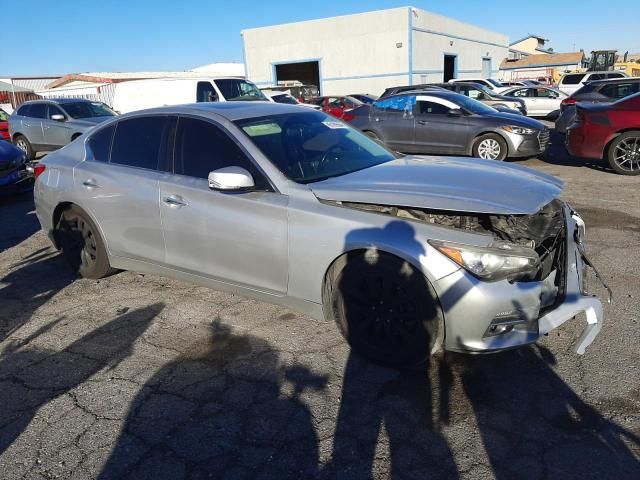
429,240 -> 539,282
501,125 -> 537,135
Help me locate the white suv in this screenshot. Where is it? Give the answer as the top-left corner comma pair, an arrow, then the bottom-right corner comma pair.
557,71 -> 628,95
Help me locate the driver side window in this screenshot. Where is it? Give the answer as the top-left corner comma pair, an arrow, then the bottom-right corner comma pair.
416,101 -> 449,115
174,117 -> 268,189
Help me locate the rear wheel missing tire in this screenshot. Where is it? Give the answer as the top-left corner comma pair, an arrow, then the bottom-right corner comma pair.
56,206 -> 114,279
325,251 -> 443,368
473,133 -> 508,160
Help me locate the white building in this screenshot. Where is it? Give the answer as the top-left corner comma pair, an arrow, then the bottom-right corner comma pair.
242,7 -> 509,96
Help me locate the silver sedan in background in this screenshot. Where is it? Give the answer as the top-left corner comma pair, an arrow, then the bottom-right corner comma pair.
33,102 -> 603,368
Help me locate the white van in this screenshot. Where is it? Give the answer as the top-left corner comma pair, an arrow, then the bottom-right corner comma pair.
112,77 -> 268,113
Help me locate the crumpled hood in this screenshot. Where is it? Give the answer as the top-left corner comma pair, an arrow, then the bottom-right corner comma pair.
310,156 -> 563,215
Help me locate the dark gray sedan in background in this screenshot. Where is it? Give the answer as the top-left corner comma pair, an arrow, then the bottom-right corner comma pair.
9,98 -> 117,159
349,90 -> 548,160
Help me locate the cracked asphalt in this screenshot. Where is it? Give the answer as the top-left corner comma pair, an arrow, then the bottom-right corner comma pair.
1,131 -> 639,479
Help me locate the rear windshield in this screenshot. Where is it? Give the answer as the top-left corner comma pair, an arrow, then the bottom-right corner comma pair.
562,74 -> 586,85
62,102 -> 116,119
214,79 -> 267,101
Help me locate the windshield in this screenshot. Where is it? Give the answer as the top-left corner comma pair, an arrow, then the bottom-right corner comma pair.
62,102 -> 116,119
453,95 -> 497,115
214,79 -> 267,101
234,111 -> 396,183
473,84 -> 499,99
272,94 -> 298,105
486,78 -> 505,88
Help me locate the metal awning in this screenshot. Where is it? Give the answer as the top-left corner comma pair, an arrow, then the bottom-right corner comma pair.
0,80 -> 33,93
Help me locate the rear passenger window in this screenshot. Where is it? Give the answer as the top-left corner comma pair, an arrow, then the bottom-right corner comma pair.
29,103 -> 48,119
417,101 -> 450,115
197,82 -> 218,102
562,74 -> 586,85
86,125 -> 115,162
17,104 -> 31,116
174,117 -> 267,188
373,96 -> 416,113
111,116 -> 169,170
601,83 -> 639,99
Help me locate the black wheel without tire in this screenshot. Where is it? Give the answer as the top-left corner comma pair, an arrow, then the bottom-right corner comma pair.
55,206 -> 114,279
325,251 -> 444,369
607,131 -> 640,175
14,135 -> 35,160
472,133 -> 508,160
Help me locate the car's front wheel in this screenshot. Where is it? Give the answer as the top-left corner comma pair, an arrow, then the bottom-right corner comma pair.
473,133 -> 508,160
55,206 -> 115,279
14,135 -> 35,160
325,251 -> 443,368
607,131 -> 640,175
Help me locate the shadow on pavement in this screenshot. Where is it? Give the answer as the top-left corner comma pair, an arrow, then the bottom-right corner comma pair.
0,193 -> 40,253
98,319 -> 327,480
0,303 -> 163,456
0,252 -> 76,343
538,130 -> 613,173
446,345 -> 640,479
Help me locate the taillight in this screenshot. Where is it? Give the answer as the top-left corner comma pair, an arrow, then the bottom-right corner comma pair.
33,164 -> 46,178
561,97 -> 577,107
342,112 -> 355,122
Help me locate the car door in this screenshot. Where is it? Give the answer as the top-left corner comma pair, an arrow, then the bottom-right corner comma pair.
508,88 -> 536,114
23,103 -> 46,146
533,88 -> 561,115
159,116 -> 288,294
74,115 -> 170,264
43,104 -> 72,148
370,96 -> 416,151
413,96 -> 469,154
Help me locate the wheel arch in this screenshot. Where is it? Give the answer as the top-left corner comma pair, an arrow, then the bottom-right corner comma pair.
51,201 -> 109,253
470,130 -> 510,156
603,128 -> 640,159
321,247 -> 446,355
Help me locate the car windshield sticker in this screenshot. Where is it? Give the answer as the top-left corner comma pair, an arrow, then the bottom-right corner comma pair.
242,123 -> 282,137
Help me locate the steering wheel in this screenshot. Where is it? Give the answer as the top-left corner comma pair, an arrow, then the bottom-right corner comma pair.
319,145 -> 343,172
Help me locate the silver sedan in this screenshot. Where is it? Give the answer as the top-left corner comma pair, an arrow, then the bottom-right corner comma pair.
33,102 -> 604,368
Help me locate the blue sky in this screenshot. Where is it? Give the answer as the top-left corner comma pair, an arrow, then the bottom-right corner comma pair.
2,0 -> 638,76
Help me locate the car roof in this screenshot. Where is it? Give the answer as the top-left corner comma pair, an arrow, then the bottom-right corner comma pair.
20,98 -> 98,105
387,90 -> 463,101
119,101 -> 310,121
585,76 -> 640,85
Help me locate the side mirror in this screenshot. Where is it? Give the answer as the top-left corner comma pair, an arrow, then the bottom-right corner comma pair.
448,108 -> 464,117
208,166 -> 255,191
51,114 -> 65,122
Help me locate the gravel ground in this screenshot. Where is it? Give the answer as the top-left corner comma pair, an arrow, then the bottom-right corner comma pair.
0,131 -> 639,479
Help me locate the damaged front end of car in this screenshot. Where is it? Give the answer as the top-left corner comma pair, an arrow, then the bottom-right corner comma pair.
324,198 -> 607,355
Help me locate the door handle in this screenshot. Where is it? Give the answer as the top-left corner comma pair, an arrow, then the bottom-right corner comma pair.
162,195 -> 187,207
82,178 -> 99,188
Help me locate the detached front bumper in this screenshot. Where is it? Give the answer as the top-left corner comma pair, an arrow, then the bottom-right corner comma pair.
436,206 -> 604,355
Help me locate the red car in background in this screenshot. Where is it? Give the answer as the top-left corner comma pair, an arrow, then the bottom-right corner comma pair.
0,108 -> 10,141
308,95 -> 363,121
566,92 -> 640,175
